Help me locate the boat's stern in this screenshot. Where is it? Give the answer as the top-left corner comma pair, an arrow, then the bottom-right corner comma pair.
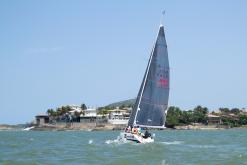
120,132 -> 154,143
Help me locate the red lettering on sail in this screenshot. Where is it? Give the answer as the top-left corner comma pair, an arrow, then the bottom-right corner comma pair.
157,78 -> 168,87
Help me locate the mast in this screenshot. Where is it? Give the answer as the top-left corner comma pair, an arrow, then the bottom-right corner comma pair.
160,10 -> 165,26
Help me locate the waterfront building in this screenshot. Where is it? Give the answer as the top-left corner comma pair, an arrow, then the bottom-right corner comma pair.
69,105 -> 82,114
80,108 -> 97,123
83,108 -> 97,117
108,108 -> 130,125
207,114 -> 222,125
35,115 -> 49,125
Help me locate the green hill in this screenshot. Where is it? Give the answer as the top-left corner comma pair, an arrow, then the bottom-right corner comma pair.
106,98 -> 136,108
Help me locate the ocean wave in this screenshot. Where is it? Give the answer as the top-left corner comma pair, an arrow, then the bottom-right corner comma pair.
105,136 -> 129,145
160,141 -> 184,145
187,144 -> 216,148
88,139 -> 93,144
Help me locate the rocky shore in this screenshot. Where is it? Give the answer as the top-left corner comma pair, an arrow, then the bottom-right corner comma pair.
28,123 -> 232,131
174,124 -> 229,130
29,123 -> 126,131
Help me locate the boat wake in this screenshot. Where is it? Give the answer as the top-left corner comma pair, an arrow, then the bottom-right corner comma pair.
188,144 -> 216,148
160,141 -> 184,145
23,126 -> 35,131
105,136 -> 129,145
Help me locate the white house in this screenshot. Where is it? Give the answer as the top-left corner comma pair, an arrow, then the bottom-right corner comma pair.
69,105 -> 82,114
79,108 -> 97,123
81,108 -> 97,117
108,108 -> 130,125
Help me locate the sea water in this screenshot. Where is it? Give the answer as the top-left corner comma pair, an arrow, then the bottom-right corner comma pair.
0,129 -> 247,165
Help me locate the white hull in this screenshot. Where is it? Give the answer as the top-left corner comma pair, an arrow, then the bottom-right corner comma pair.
119,132 -> 154,143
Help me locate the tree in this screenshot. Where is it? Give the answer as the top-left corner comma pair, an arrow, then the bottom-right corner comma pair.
193,105 -> 208,123
56,107 -> 62,116
165,106 -> 182,128
219,108 -> 230,114
47,108 -> 56,116
239,115 -> 247,125
74,111 -> 81,122
97,109 -> 109,116
119,105 -> 125,109
61,106 -> 71,114
179,110 -> 193,124
81,103 -> 87,110
231,108 -> 240,114
211,111 -> 216,115
221,116 -> 239,127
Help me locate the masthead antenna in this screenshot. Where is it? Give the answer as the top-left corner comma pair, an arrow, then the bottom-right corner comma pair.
160,10 -> 165,26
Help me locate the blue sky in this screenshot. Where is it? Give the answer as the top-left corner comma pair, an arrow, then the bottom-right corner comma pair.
1,1 -> 247,124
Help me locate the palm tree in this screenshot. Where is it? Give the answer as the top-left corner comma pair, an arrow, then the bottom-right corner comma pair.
81,103 -> 87,110
47,108 -> 55,116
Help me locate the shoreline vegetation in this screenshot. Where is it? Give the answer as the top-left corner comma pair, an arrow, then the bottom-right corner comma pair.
1,99 -> 247,131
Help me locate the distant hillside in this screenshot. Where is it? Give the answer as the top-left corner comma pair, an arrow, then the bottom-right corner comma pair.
106,98 -> 136,108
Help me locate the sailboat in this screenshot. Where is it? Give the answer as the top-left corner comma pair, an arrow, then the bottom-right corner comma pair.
119,21 -> 170,143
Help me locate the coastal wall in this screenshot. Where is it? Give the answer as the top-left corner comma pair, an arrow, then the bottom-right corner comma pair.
174,124 -> 230,130
32,122 -> 127,131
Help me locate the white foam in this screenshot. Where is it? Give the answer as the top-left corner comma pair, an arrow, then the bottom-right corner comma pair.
187,144 -> 216,148
105,139 -> 122,144
198,145 -> 216,148
160,141 -> 183,145
23,126 -> 35,131
105,136 -> 129,144
88,139 -> 93,144
105,140 -> 114,144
